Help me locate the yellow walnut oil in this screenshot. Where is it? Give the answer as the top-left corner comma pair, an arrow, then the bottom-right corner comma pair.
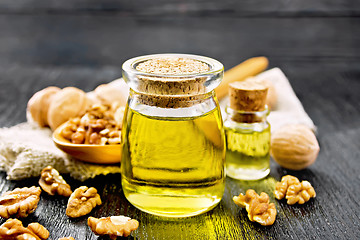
224,121 -> 270,180
121,107 -> 225,217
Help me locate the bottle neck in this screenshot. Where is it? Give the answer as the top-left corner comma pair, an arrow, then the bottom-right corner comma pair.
225,105 -> 269,124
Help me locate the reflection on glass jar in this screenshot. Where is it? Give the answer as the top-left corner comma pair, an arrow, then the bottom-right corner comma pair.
121,54 -> 225,217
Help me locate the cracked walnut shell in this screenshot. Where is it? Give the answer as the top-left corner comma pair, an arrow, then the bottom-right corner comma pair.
233,189 -> 276,226
39,166 -> 72,197
274,175 -> 316,205
88,216 -> 139,239
0,218 -> 49,240
66,186 -> 101,218
0,186 -> 41,219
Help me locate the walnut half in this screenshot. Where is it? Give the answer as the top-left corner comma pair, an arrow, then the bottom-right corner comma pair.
66,186 -> 102,218
0,218 -> 49,240
88,216 -> 139,239
233,189 -> 277,226
274,175 -> 316,205
286,181 -> 316,205
39,166 -> 72,197
274,175 -> 300,200
0,186 -> 41,218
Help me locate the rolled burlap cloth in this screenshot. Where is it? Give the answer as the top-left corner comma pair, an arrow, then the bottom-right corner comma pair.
220,68 -> 316,133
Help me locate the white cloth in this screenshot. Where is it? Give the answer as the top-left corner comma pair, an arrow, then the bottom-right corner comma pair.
220,68 -> 316,133
0,123 -> 121,181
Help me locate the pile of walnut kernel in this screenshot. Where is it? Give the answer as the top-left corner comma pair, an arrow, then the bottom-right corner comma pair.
60,103 -> 125,145
0,168 -> 316,237
233,175 -> 316,226
0,166 -> 139,239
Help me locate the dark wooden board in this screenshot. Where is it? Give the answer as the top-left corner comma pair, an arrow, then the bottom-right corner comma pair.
0,0 -> 359,17
0,61 -> 359,239
0,2 -> 359,239
0,14 -> 359,69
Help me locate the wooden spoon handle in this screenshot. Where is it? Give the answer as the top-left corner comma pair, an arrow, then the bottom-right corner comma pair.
215,56 -> 269,101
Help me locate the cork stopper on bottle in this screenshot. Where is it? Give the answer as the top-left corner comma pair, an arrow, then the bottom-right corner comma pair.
229,79 -> 268,112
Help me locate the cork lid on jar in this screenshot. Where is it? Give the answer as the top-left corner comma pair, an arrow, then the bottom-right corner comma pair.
229,78 -> 269,112
122,54 -> 224,108
134,57 -> 209,97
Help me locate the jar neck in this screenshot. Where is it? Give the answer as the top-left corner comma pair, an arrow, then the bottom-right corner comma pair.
129,89 -> 216,108
225,105 -> 269,123
128,90 -> 219,118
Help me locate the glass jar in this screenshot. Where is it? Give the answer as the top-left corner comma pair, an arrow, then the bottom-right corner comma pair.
224,106 -> 270,180
121,54 -> 225,217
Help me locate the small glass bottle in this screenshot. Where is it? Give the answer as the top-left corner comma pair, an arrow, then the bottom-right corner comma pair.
224,80 -> 270,180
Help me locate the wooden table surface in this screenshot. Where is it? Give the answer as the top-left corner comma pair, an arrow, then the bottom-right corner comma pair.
0,1 -> 359,239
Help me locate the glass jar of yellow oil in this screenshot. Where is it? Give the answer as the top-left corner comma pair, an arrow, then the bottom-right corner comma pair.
224,80 -> 271,180
121,54 -> 225,217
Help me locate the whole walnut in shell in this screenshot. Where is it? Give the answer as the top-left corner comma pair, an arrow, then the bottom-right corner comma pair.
27,86 -> 60,127
47,87 -> 89,131
93,79 -> 129,107
271,124 -> 320,170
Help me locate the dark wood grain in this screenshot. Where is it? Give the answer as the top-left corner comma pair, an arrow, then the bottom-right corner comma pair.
0,0 -> 359,17
0,1 -> 359,239
0,14 -> 358,70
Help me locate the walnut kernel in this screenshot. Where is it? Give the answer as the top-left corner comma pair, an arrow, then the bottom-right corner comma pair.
0,218 -> 49,240
274,175 -> 316,205
0,186 -> 41,218
286,181 -> 316,205
66,186 -> 101,218
88,216 -> 139,239
39,166 -> 72,197
274,175 -> 300,200
60,103 -> 124,145
233,189 -> 276,226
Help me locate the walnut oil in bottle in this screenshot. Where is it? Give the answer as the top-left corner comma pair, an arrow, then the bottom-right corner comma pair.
121,54 -> 225,217
224,80 -> 270,180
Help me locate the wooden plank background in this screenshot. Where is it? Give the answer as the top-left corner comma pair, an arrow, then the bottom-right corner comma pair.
0,1 -> 359,239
